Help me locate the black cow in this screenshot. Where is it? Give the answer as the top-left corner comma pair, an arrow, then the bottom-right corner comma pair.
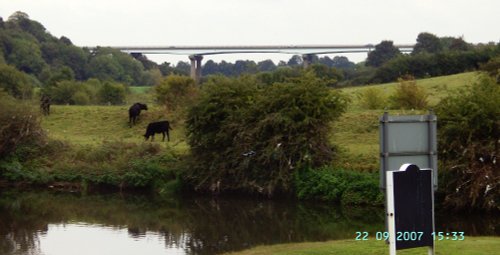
129,103 -> 148,127
40,95 -> 51,116
144,121 -> 172,142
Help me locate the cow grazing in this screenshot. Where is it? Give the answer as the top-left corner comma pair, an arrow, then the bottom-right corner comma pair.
40,95 -> 51,116
144,121 -> 172,142
129,103 -> 148,127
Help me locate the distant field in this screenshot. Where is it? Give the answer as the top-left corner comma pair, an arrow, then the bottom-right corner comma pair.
129,86 -> 151,94
127,86 -> 155,105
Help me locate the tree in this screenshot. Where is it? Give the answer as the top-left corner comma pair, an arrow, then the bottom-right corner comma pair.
257,59 -> 276,72
287,55 -> 303,67
332,56 -> 355,69
158,62 -> 174,76
0,63 -> 32,99
413,32 -> 443,54
174,61 -> 191,76
7,38 -> 46,75
436,76 -> 499,211
366,40 -> 401,67
306,64 -> 343,87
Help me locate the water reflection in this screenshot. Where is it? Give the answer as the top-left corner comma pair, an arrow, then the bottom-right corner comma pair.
0,190 -> 497,255
39,223 -> 185,255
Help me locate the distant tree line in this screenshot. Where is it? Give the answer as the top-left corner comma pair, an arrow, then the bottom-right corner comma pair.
365,32 -> 500,83
0,12 -> 357,88
1,11 -> 498,103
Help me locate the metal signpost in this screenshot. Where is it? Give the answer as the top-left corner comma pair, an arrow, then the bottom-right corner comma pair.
380,112 -> 437,255
379,112 -> 438,190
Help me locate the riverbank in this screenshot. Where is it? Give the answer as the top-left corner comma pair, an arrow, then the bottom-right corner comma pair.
224,236 -> 500,255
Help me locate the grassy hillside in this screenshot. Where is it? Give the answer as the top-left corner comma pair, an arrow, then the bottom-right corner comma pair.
40,72 -> 481,172
331,72 -> 481,171
341,72 -> 478,110
41,104 -> 189,153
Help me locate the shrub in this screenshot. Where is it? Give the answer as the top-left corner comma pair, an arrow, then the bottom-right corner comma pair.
0,91 -> 45,157
98,81 -> 127,105
389,76 -> 428,109
435,76 -> 499,211
357,87 -> 387,109
185,74 -> 349,195
154,75 -> 197,111
479,56 -> 500,83
294,167 -> 383,206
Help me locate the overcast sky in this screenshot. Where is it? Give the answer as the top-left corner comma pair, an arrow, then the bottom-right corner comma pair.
1,0 -> 499,64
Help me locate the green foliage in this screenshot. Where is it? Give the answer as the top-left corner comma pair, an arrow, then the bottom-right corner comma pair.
87,47 -> 145,86
154,75 -> 197,111
45,79 -> 126,105
0,63 -> 33,99
0,13 -> 162,86
98,81 -> 127,105
255,67 -> 302,85
294,167 -> 383,206
356,87 -> 387,109
306,64 -> 343,87
388,76 -> 428,109
374,45 -> 498,83
366,40 -> 401,67
479,55 -> 500,82
413,32 -> 443,54
435,76 -> 500,211
0,91 -> 45,157
1,139 -> 180,191
185,74 -> 349,195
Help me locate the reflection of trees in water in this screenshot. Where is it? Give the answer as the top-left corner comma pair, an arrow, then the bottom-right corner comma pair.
0,195 -> 47,255
435,212 -> 500,236
174,197 -> 385,254
0,190 -> 496,255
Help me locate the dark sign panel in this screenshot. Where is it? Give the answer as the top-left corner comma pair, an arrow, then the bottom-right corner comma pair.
387,164 -> 434,254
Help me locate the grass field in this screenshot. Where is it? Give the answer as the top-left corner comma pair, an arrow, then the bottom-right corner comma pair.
40,72 -> 481,171
340,72 -> 479,110
223,237 -> 500,255
41,104 -> 189,153
330,72 -> 480,171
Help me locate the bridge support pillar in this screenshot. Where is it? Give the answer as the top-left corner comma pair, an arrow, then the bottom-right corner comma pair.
302,54 -> 314,69
189,55 -> 203,84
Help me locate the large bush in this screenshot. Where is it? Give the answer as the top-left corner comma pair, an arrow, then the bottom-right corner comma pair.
98,81 -> 127,105
185,74 -> 349,195
389,76 -> 428,110
0,91 -> 44,157
435,76 -> 499,211
154,75 -> 197,111
357,87 -> 387,109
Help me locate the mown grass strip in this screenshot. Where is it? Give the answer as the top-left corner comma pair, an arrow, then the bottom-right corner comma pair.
224,237 -> 500,255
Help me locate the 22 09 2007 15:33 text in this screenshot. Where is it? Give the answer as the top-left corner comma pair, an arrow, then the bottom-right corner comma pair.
355,231 -> 465,241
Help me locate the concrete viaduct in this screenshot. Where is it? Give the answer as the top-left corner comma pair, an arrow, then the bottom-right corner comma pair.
107,44 -> 414,83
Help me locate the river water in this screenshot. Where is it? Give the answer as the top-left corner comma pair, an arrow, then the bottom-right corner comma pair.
0,189 -> 497,255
